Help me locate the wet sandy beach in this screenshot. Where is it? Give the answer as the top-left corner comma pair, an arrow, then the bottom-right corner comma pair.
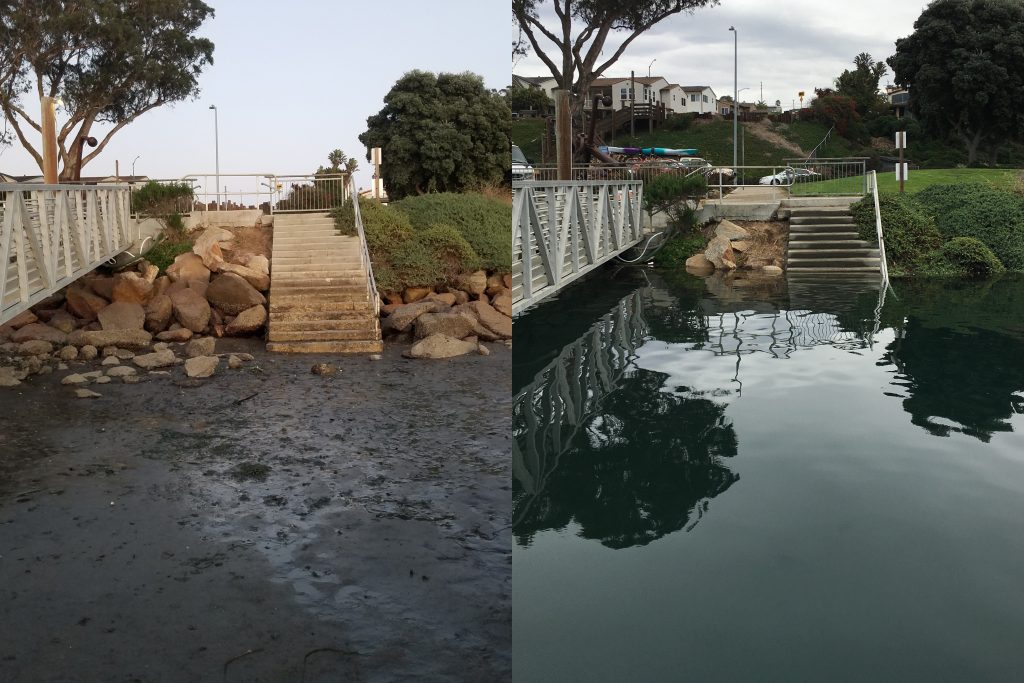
0,340 -> 511,682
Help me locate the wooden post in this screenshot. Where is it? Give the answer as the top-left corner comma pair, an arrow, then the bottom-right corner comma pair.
554,89 -> 571,181
630,71 -> 636,138
899,141 -> 905,195
371,147 -> 383,199
40,96 -> 58,184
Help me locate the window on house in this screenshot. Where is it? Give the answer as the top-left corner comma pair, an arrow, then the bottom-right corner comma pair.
690,94 -> 698,102
703,95 -> 708,103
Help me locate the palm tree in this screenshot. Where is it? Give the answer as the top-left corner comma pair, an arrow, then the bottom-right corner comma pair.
344,157 -> 359,174
327,149 -> 347,171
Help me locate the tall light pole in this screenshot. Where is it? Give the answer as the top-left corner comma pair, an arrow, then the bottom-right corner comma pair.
209,104 -> 220,210
648,58 -> 656,78
132,155 -> 141,177
729,26 -> 738,172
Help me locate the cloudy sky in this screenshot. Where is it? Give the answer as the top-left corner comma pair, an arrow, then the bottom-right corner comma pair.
515,0 -> 930,109
0,0 -> 507,194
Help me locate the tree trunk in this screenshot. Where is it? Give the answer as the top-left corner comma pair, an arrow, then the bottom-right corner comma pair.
963,130 -> 983,166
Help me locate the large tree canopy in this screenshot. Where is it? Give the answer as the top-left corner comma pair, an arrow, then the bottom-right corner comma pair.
888,0 -> 1024,165
834,52 -> 888,116
0,0 -> 214,179
358,71 -> 511,200
512,0 -> 717,106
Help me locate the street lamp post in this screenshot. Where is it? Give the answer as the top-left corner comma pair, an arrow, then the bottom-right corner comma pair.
209,104 -> 220,210
132,155 -> 141,177
648,58 -> 656,78
729,26 -> 737,172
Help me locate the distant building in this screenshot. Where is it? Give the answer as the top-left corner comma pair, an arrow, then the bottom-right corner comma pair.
681,86 -> 717,114
886,86 -> 911,119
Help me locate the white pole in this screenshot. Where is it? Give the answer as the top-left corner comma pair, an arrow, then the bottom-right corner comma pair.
209,104 -> 220,211
729,26 -> 738,172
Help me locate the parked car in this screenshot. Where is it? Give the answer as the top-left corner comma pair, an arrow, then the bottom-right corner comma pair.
758,167 -> 821,185
512,144 -> 534,181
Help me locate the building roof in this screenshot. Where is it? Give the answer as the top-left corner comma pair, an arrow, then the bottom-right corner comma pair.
682,85 -> 712,92
660,83 -> 682,90
513,74 -> 556,85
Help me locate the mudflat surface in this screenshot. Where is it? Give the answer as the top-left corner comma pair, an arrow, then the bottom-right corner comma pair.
0,341 -> 511,682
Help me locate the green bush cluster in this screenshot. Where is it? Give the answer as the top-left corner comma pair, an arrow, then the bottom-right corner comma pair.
145,240 -> 193,273
334,193 -> 506,292
131,181 -> 193,215
850,193 -> 941,274
852,181 -> 1024,278
644,173 -> 708,235
913,183 -> 1024,269
652,231 -> 706,268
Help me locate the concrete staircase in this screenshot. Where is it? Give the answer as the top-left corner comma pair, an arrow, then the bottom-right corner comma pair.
787,205 -> 881,274
266,212 -> 382,353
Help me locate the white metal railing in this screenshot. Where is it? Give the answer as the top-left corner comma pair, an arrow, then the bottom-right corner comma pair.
868,170 -> 891,290
176,173 -> 350,213
512,179 -> 644,316
349,179 -> 380,319
783,157 -> 869,196
0,183 -> 135,325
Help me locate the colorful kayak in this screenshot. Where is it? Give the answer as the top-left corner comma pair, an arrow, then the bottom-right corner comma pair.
640,147 -> 698,156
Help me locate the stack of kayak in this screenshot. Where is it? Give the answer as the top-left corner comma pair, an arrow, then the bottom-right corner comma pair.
599,146 -> 698,156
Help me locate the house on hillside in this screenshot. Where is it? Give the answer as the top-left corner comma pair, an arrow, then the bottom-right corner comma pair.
586,76 -> 670,112
683,86 -> 717,114
660,84 -> 687,113
512,74 -> 559,101
886,86 -> 911,119
0,173 -> 150,185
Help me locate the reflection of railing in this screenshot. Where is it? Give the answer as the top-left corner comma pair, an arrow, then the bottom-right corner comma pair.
513,289 -> 649,527
512,179 -> 644,315
1,183 -> 135,325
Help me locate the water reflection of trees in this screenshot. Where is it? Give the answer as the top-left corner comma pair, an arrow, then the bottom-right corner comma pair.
514,370 -> 738,549
882,278 -> 1024,442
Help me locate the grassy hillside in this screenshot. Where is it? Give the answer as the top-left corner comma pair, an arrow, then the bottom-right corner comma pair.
794,168 -> 1021,196
511,119 -> 545,162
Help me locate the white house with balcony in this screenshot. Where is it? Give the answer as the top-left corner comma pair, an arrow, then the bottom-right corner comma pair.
587,76 -> 670,112
512,74 -> 559,101
660,84 -> 687,113
682,86 -> 717,114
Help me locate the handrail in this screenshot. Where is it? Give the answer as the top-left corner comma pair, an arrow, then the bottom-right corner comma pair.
805,125 -> 834,161
349,178 -> 380,319
869,170 -> 891,290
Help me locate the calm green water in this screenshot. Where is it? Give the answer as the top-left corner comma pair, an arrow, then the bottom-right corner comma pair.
513,269 -> 1024,682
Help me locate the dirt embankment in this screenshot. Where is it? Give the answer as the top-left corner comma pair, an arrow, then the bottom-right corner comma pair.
0,341 -> 511,682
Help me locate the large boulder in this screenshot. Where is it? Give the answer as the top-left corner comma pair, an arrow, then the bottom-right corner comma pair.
11,322 -> 67,345
685,253 -> 715,274
132,349 -> 177,370
166,252 -> 212,284
98,302 -> 146,330
205,273 -> 266,316
490,290 -> 512,318
65,287 -> 109,320
192,227 -> 235,269
414,312 -> 476,340
243,254 -> 270,277
464,301 -> 512,339
225,304 -> 267,335
704,235 -> 737,270
184,355 -> 219,378
456,270 -> 487,297
403,333 -> 478,359
715,219 -> 750,241
402,286 -> 433,304
144,294 -> 173,332
6,310 -> 37,329
67,328 -> 153,350
48,310 -> 78,334
111,271 -> 154,304
88,277 -> 116,301
169,288 -> 211,333
217,262 -> 270,291
385,300 -> 445,333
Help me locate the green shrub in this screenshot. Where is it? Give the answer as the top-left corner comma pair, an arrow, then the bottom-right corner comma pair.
389,193 -> 511,272
912,183 -> 1024,269
936,237 -> 1005,278
145,240 -> 193,273
850,193 -> 942,274
644,172 -> 707,235
329,202 -> 358,236
418,223 -> 483,280
131,181 -> 194,216
653,231 -> 706,268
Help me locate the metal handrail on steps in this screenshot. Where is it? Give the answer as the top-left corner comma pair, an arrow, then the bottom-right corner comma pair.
349,179 -> 381,319
869,170 -> 891,290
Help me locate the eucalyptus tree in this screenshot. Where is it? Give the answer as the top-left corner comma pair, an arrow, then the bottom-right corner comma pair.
0,0 -> 215,179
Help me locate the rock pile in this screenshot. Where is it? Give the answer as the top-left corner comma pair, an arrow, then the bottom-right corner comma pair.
378,270 -> 513,359
685,219 -> 786,275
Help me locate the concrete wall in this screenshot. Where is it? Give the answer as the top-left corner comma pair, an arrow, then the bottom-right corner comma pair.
185,209 -> 263,230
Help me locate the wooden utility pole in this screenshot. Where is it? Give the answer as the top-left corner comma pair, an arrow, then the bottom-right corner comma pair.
40,96 -> 59,184
554,89 -> 572,180
896,131 -> 907,194
630,71 -> 636,138
371,147 -> 383,199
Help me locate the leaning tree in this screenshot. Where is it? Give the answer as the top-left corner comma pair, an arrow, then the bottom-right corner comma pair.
888,0 -> 1024,165
0,0 -> 215,179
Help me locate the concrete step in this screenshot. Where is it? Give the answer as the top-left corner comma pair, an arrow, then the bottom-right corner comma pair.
271,255 -> 363,265
790,215 -> 854,225
271,276 -> 367,288
788,258 -> 880,269
270,307 -> 375,322
270,292 -> 368,304
787,231 -> 861,241
269,316 -> 376,332
790,223 -> 859,233
788,249 -> 880,259
271,265 -> 365,276
267,339 -> 384,354
272,238 -> 352,248
269,301 -> 366,314
272,229 -> 340,238
784,266 -> 881,274
267,328 -> 378,342
789,239 -> 873,249
788,206 -> 854,216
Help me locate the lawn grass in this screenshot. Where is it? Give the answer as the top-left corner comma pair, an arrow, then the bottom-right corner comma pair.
791,168 -> 1022,196
511,118 -> 545,162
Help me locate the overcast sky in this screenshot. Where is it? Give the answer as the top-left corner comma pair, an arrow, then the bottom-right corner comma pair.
515,0 -> 930,108
0,0 -> 507,194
